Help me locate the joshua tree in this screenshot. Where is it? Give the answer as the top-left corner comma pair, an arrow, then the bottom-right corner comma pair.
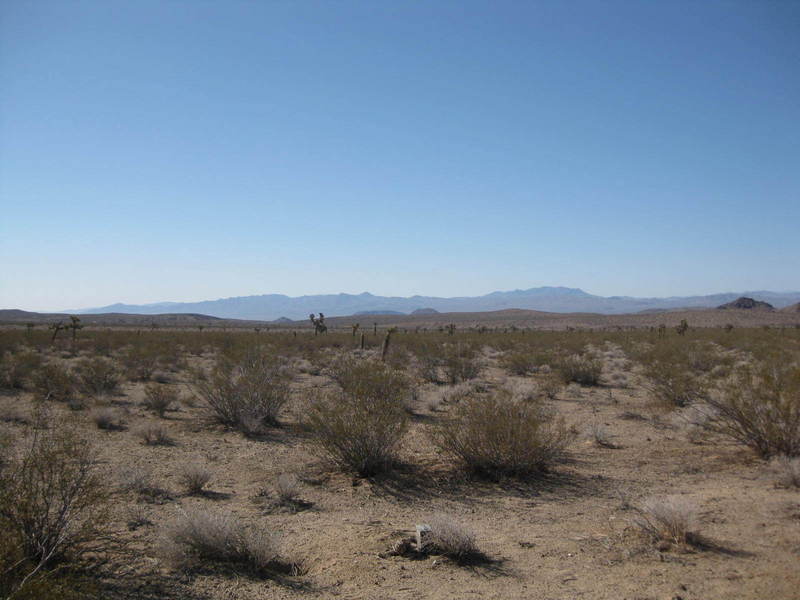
25,322 -> 35,337
676,319 -> 689,336
49,321 -> 65,343
381,327 -> 398,362
657,323 -> 666,338
446,323 -> 456,335
724,323 -> 734,333
351,323 -> 360,337
310,313 -> 327,335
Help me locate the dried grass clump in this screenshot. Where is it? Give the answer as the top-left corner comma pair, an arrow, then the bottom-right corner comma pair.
136,422 -> 174,446
159,509 -> 279,574
431,388 -> 572,479
274,473 -> 301,505
74,357 -> 120,396
305,388 -> 408,477
90,407 -> 124,430
704,364 -> 800,457
421,514 -> 481,560
556,355 -> 602,386
194,352 -> 290,433
143,383 -> 179,417
118,465 -> 170,503
589,423 -> 617,448
772,456 -> 800,488
177,463 -> 213,495
632,496 -> 697,547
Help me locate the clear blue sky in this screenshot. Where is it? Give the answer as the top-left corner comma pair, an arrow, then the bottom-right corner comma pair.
1,1 -> 798,311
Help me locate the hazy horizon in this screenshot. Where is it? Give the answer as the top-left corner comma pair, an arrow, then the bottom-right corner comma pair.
2,1 -> 799,312
31,285 -> 800,315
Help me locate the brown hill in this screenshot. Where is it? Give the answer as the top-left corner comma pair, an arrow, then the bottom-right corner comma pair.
0,309 -> 267,328
780,302 -> 800,313
717,296 -> 774,311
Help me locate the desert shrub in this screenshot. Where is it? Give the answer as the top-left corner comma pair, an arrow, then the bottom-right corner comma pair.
416,346 -> 443,383
160,509 -> 279,574
420,514 -> 480,560
442,346 -> 482,384
0,419 -> 108,599
143,383 -> 179,417
0,350 -> 43,390
177,463 -> 212,495
136,422 -> 174,446
644,362 -> 706,408
194,351 -> 291,433
704,364 -> 800,457
538,372 -> 564,399
329,356 -> 414,410
499,349 -> 548,376
74,357 -> 120,396
121,344 -> 160,381
431,388 -> 572,478
556,355 -> 602,386
90,407 -> 124,430
632,496 -> 697,546
305,389 -> 408,477
32,363 -> 79,404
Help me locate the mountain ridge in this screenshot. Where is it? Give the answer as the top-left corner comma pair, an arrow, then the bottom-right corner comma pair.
59,287 -> 800,321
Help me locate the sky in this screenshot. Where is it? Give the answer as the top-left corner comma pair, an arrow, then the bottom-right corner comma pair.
1,0 -> 799,311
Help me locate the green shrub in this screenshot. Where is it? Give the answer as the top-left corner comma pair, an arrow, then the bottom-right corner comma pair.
329,356 -> 413,410
0,350 -> 43,390
0,418 -> 108,599
705,364 -> 800,457
32,363 -> 79,404
644,362 -> 706,408
305,388 -> 408,477
442,346 -> 482,384
431,389 -> 572,478
500,350 -> 539,376
556,355 -> 602,386
194,351 -> 291,433
74,357 -> 120,396
143,383 -> 180,417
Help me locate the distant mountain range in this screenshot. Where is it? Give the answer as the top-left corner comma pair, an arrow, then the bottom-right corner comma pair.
64,287 -> 800,321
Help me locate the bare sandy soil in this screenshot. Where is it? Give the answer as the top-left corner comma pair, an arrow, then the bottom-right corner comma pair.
2,340 -> 798,600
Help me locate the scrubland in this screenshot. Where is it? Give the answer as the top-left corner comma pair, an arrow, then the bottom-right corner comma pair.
1,323 -> 799,599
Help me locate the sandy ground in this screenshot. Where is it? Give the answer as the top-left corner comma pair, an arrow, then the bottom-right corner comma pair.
2,345 -> 799,600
